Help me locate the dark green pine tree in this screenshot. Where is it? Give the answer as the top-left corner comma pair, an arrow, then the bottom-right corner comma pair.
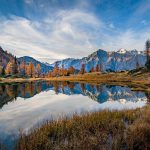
13,56 -> 18,75
1,67 -> 5,76
145,40 -> 150,69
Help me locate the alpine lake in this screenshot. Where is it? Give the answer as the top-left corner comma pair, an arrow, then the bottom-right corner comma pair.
0,81 -> 149,148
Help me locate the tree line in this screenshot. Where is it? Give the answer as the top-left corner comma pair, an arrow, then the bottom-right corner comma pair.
0,56 -> 103,78
45,63 -> 103,78
0,57 -> 41,77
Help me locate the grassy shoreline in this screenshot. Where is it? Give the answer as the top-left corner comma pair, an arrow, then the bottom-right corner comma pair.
15,106 -> 150,150
1,70 -> 149,92
0,77 -> 44,84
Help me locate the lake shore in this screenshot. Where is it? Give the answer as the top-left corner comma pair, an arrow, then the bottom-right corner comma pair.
14,106 -> 150,150
0,77 -> 43,84
1,69 -> 149,92
46,70 -> 150,92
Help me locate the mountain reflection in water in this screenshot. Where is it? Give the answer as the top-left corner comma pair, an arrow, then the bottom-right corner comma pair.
0,82 -> 147,108
0,81 -> 148,109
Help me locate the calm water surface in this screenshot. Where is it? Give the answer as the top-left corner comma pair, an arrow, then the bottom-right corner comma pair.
0,81 -> 148,148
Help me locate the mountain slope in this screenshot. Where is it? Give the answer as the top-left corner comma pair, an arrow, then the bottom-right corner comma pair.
50,49 -> 146,72
17,56 -> 53,74
0,46 -> 15,67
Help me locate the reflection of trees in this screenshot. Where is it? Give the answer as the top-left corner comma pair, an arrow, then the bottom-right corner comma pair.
91,85 -> 94,91
96,85 -> 100,91
6,85 -> 14,97
19,84 -> 26,98
68,82 -> 75,90
13,84 -> 18,100
0,82 -> 148,109
53,81 -> 59,94
145,92 -> 150,103
26,82 -> 35,97
6,84 -> 18,99
80,83 -> 85,92
36,82 -> 42,94
0,84 -> 18,108
0,83 -> 36,108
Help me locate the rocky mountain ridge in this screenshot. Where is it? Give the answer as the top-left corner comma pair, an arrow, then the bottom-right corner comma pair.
0,46 -> 147,73
50,49 -> 146,72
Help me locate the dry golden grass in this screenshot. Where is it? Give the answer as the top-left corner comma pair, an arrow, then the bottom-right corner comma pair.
0,78 -> 43,84
45,71 -> 150,92
15,106 -> 150,150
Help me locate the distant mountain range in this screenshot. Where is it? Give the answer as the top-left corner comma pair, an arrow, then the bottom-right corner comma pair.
0,46 -> 147,73
18,56 -> 53,74
50,49 -> 146,72
0,47 -> 53,74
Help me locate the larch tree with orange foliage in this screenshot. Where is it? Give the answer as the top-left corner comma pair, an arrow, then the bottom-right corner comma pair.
5,60 -> 14,75
19,59 -> 26,76
90,67 -> 95,72
79,64 -> 86,74
69,66 -> 75,75
96,64 -> 100,72
61,64 -> 65,76
53,62 -> 59,77
36,63 -> 41,77
27,61 -> 35,77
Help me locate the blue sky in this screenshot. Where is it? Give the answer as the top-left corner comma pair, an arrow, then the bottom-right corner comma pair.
0,0 -> 150,63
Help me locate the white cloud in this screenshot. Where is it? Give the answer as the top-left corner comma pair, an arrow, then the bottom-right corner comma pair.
0,10 -> 102,63
0,9 -> 149,64
100,29 -> 150,51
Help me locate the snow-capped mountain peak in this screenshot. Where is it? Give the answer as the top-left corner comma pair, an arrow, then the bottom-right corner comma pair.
49,48 -> 146,72
117,48 -> 127,54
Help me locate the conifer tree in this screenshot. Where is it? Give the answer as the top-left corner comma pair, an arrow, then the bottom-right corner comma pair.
90,67 -> 95,72
1,67 -> 5,76
145,39 -> 150,62
79,64 -> 86,74
36,63 -> 41,77
53,62 -> 59,77
145,39 -> 150,69
5,61 -> 13,75
20,59 -> 26,76
0,57 -> 2,75
69,66 -> 75,75
96,64 -> 100,72
5,57 -> 18,75
13,56 -> 18,75
27,61 -> 35,77
61,64 -> 65,76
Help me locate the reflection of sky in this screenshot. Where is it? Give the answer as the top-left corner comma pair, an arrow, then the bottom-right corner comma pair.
0,88 -> 147,148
